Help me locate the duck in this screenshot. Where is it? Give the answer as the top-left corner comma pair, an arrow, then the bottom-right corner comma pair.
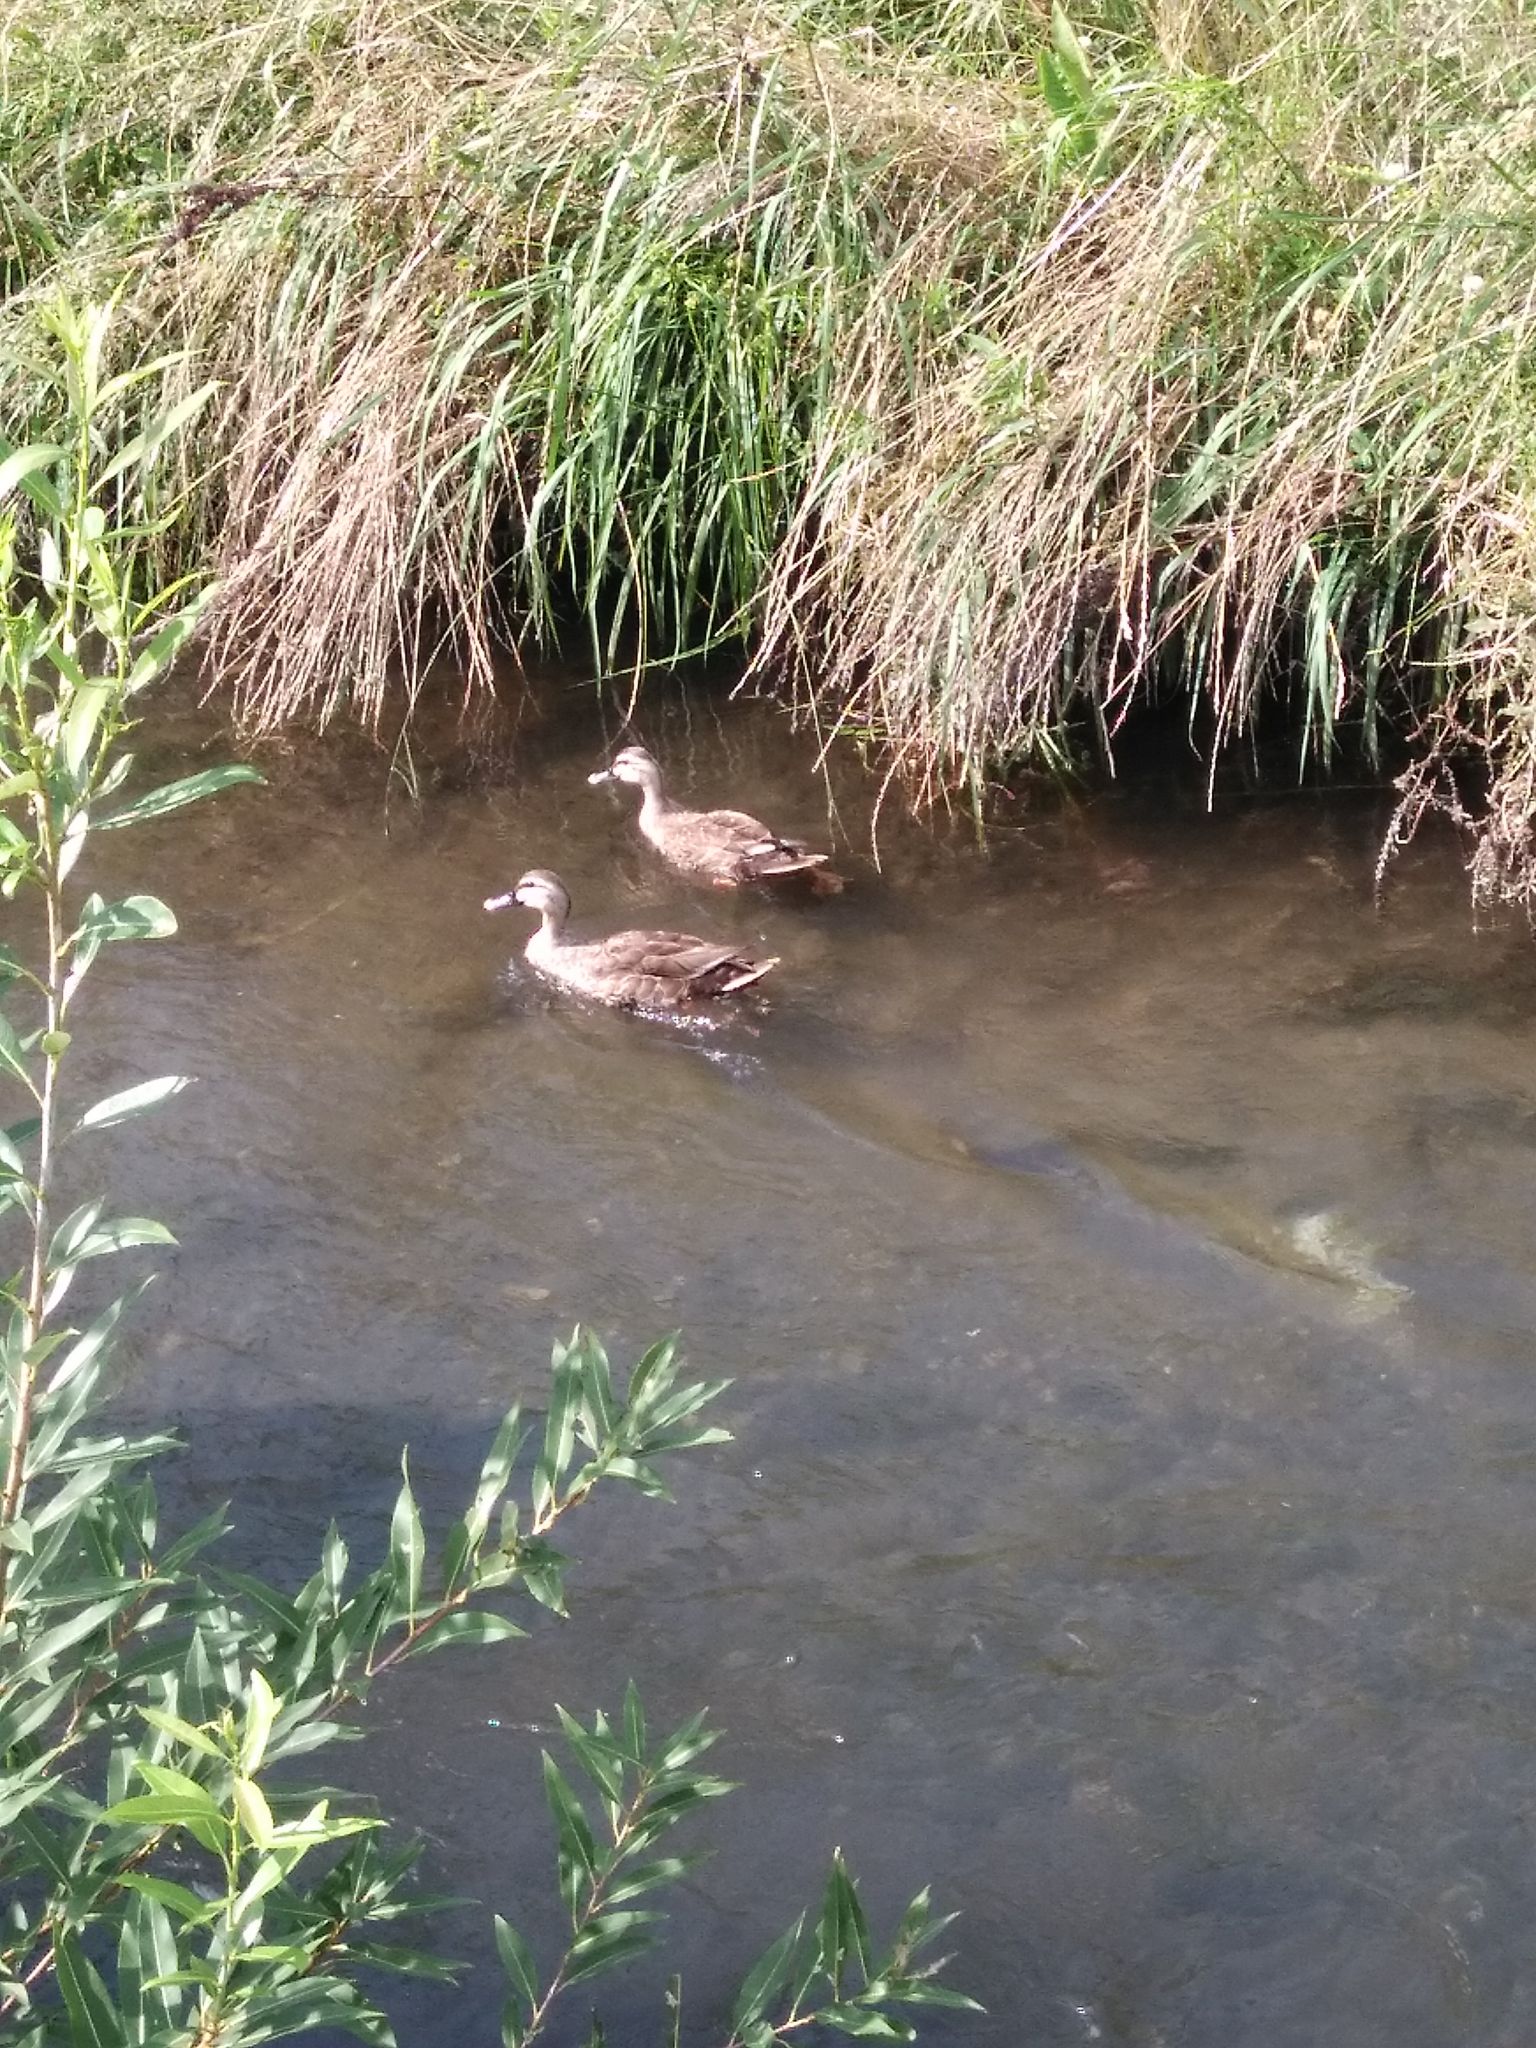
587,745 -> 843,892
485,869 -> 778,1009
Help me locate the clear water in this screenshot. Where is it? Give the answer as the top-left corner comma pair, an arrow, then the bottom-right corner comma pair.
79,683 -> 1536,2046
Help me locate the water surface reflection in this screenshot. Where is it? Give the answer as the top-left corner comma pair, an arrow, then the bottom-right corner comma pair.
86,688 -> 1536,2046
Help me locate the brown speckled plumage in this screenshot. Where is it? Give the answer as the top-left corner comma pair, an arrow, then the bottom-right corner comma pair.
485,869 -> 776,1009
588,746 -> 843,892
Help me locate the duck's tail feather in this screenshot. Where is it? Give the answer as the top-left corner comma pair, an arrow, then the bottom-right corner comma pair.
744,840 -> 833,881
714,954 -> 779,995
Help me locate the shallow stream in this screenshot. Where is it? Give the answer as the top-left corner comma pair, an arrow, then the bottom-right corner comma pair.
84,686 -> 1536,2046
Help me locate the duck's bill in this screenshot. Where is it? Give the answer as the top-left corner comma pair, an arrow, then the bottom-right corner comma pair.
483,892 -> 517,912
587,767 -> 615,785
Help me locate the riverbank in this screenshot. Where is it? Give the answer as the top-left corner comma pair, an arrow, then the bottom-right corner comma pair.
6,0 -> 1536,899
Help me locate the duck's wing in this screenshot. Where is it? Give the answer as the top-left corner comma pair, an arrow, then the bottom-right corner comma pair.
596,927 -> 743,979
596,927 -> 776,1002
692,805 -> 793,852
667,805 -> 827,878
699,804 -> 772,838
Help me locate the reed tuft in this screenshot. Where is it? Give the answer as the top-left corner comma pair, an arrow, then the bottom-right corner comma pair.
7,0 -> 1536,898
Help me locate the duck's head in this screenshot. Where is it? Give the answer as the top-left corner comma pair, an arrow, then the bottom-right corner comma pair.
484,868 -> 571,919
588,745 -> 661,789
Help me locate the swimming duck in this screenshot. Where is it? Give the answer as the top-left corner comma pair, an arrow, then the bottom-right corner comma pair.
588,745 -> 843,892
485,869 -> 778,1009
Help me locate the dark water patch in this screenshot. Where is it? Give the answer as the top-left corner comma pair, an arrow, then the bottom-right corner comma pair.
1305,959 -> 1536,1028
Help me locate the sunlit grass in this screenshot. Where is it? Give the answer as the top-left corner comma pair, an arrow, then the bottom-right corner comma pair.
6,0 -> 1536,899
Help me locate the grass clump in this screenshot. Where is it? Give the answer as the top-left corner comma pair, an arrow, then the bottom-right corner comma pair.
5,0 -> 1536,900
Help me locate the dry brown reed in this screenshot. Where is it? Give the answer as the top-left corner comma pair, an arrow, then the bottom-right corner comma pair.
7,0 -> 1536,901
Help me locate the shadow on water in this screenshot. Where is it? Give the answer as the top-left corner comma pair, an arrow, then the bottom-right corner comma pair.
76,681 -> 1536,2046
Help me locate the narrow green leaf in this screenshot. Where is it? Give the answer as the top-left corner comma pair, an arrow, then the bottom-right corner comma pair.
74,894 -> 178,945
116,1874 -> 213,1924
126,590 -> 214,694
138,1704 -> 221,1757
605,1854 -> 702,1906
439,1513 -> 472,1596
97,352 -> 188,407
0,1120 -> 28,1176
134,1762 -> 219,1809
0,443 -> 63,502
575,1330 -> 618,1446
38,526 -> 63,592
654,1709 -> 719,1773
1049,2 -> 1093,98
467,1403 -> 526,1544
55,1930 -> 127,2048
534,1342 -> 582,1514
60,1215 -> 175,1263
234,1775 -> 275,1849
563,1914 -> 659,1987
818,2008 -> 912,2040
556,1705 -> 625,1803
493,1915 -> 539,2014
76,1076 -> 188,1132
98,384 -> 218,488
625,1334 -> 678,1412
57,807 -> 87,883
216,1977 -> 387,2046
241,1666 -> 279,1773
120,1885 -> 181,2036
46,1290 -> 139,1397
97,764 -> 263,830
518,1553 -> 569,1616
0,1671 -> 73,1750
160,1500 -> 231,1570
636,1423 -> 733,1453
342,1940 -> 462,1983
0,1755 -> 55,1827
0,1011 -> 36,1094
139,1966 -> 218,1993
61,680 -> 115,782
732,1918 -> 804,2032
813,1853 -> 872,1996
622,1679 -> 646,1764
101,1794 -> 222,1855
888,1983 -> 985,2011
408,1611 -> 526,1656
10,1590 -> 134,1685
389,1456 -> 425,1621
542,1752 -> 598,1921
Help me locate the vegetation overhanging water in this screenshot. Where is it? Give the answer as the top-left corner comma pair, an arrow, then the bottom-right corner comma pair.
10,310 -> 1536,2043
7,0 -> 1536,910
0,304 -> 981,2048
